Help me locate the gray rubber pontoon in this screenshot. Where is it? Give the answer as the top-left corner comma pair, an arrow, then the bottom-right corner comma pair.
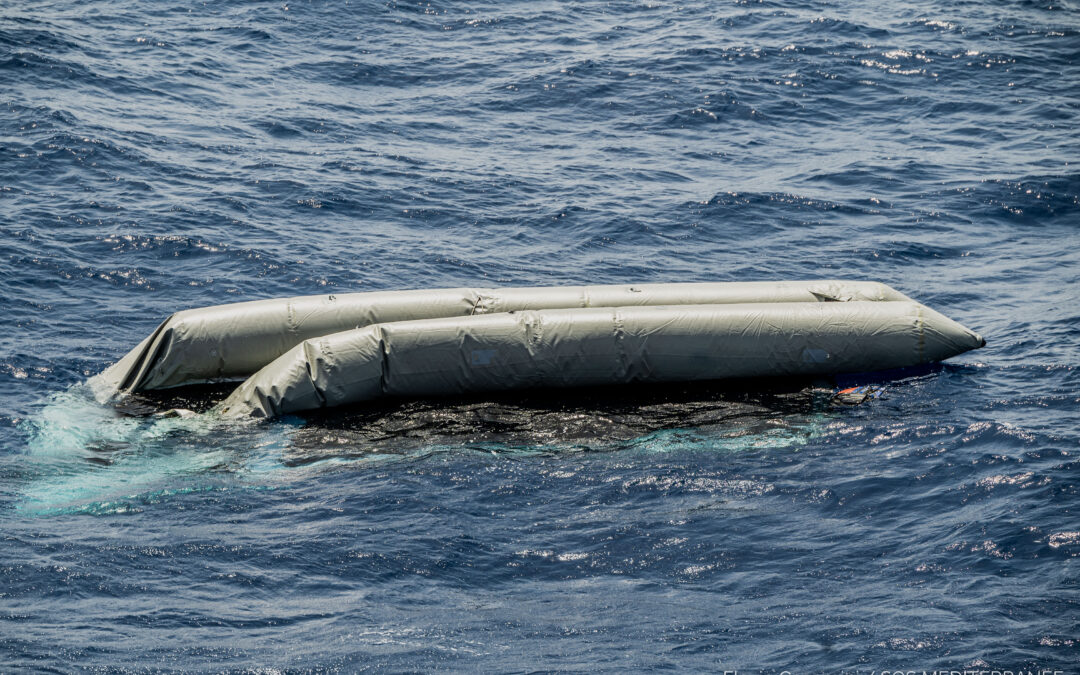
216,300 -> 984,419
89,280 -> 912,398
88,280 -> 984,420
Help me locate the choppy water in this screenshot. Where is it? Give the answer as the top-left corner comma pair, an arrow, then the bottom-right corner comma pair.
2,0 -> 1079,671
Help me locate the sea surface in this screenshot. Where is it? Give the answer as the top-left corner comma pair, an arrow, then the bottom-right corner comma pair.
2,0 -> 1078,671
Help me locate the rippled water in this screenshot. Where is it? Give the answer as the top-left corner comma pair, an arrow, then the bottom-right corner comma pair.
2,0 -> 1078,670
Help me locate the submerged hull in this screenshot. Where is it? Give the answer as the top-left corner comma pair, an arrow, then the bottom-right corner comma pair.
217,301 -> 985,419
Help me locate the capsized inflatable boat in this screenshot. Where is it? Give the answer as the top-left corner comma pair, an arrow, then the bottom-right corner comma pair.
89,281 -> 985,419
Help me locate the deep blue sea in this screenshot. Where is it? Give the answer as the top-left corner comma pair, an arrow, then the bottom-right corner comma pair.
2,0 -> 1079,671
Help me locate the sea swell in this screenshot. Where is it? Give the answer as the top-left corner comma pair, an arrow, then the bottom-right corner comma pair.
1,0 -> 1078,670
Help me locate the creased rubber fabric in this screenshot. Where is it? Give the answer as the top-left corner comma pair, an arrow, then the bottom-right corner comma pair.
217,301 -> 985,419
89,280 -> 913,400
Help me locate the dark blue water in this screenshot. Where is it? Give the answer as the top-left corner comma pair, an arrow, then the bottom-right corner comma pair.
3,0 -> 1079,670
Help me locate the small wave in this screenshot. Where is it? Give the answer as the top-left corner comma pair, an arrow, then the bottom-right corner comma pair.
1047,532 -> 1080,549
667,98 -> 767,127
